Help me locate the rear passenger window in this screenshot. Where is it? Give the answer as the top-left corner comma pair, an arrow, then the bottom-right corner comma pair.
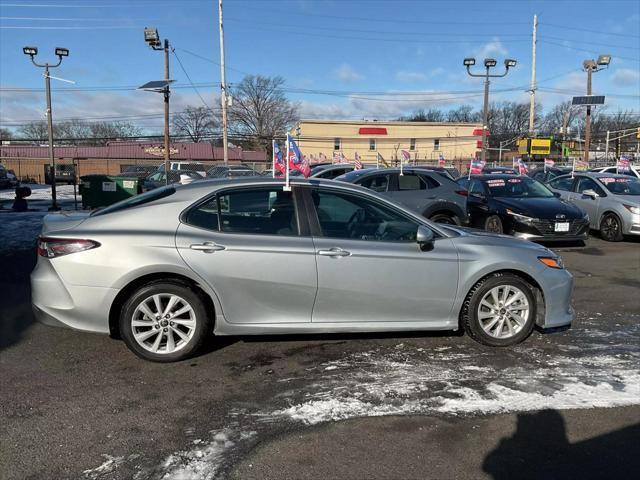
185,197 -> 220,231
359,174 -> 390,192
220,189 -> 298,236
398,174 -> 426,191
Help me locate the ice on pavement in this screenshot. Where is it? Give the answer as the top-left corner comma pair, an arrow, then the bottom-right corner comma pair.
0,183 -> 79,202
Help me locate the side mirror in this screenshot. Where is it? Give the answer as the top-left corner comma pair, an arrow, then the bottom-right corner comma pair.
417,225 -> 435,251
553,191 -> 561,198
582,189 -> 599,199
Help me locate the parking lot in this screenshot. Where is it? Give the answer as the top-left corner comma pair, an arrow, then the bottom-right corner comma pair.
1,231 -> 638,480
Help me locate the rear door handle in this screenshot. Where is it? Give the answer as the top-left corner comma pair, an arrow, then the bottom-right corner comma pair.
317,247 -> 351,257
189,242 -> 226,253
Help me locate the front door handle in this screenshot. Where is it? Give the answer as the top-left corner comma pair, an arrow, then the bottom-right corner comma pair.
317,247 -> 351,257
190,242 -> 226,253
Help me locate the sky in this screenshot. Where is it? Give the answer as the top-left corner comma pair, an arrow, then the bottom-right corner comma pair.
0,0 -> 639,133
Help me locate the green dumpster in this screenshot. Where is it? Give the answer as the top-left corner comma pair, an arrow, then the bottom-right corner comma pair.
80,175 -> 142,209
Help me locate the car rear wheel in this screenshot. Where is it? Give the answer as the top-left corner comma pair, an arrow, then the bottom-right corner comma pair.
484,215 -> 503,234
120,281 -> 211,362
429,213 -> 459,225
461,273 -> 536,347
599,213 -> 624,242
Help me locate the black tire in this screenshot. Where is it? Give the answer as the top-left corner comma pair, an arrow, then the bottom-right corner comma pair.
484,215 -> 503,234
599,213 -> 624,242
461,273 -> 537,347
429,212 -> 460,225
120,280 -> 212,362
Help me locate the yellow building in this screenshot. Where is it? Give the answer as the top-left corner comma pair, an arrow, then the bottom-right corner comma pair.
290,119 -> 482,165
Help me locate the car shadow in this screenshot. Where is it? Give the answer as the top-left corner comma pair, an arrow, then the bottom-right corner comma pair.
0,248 -> 37,351
483,409 -> 640,480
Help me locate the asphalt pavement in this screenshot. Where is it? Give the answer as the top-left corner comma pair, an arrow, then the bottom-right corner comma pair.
1,235 -> 639,480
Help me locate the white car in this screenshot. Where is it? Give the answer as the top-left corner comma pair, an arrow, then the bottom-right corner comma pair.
591,165 -> 640,179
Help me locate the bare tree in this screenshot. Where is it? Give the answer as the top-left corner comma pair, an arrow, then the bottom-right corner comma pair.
228,75 -> 299,149
400,108 -> 445,122
87,121 -> 142,145
541,101 -> 579,136
17,121 -> 51,141
0,127 -> 12,142
446,105 -> 481,123
172,106 -> 218,142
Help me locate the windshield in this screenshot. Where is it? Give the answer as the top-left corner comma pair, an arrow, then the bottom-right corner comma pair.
599,177 -> 640,195
484,177 -> 554,198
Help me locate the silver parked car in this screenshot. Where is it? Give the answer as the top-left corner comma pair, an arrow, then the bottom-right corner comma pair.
335,167 -> 468,225
32,178 -> 574,362
548,172 -> 640,241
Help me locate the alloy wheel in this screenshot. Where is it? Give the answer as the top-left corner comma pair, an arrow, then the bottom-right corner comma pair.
601,215 -> 620,241
131,294 -> 196,354
477,285 -> 530,339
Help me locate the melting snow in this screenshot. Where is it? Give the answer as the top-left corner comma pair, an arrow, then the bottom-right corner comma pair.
0,211 -> 46,251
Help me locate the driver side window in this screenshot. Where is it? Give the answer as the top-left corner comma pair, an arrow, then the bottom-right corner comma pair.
312,189 -> 420,242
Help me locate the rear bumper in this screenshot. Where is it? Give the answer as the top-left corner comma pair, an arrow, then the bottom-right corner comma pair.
31,256 -> 117,334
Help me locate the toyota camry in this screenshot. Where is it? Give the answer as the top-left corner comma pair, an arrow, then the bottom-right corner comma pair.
31,178 -> 575,362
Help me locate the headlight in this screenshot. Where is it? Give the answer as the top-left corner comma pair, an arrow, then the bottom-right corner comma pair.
506,208 -> 535,223
538,256 -> 564,269
623,204 -> 640,215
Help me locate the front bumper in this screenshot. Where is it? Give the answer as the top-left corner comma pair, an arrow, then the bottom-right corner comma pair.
536,266 -> 575,330
511,218 -> 589,242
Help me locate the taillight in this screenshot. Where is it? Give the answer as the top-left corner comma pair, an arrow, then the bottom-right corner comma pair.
37,237 -> 100,258
455,189 -> 469,196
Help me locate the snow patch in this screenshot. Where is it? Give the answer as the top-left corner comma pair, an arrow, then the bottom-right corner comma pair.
0,211 -> 46,251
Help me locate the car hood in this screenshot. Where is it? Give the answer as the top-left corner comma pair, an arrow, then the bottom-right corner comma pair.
613,195 -> 640,206
42,211 -> 91,234
493,197 -> 583,219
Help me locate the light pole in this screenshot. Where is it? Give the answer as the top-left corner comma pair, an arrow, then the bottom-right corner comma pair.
144,27 -> 171,184
464,57 -> 516,164
582,54 -> 611,164
23,46 -> 69,211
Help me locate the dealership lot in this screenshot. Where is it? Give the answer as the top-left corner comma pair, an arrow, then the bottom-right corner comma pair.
1,235 -> 639,479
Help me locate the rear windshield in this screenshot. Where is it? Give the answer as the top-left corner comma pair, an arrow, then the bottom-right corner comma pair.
92,185 -> 176,216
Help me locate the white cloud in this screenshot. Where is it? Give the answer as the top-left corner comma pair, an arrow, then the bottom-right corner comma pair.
611,68 -> 640,87
395,70 -> 427,82
473,37 -> 508,60
334,63 -> 364,83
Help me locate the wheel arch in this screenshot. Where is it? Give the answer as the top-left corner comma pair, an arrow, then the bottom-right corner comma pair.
108,272 -> 216,339
423,201 -> 465,223
458,268 -> 546,329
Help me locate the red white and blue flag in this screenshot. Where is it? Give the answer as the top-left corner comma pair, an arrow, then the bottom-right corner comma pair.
354,151 -> 362,170
273,141 -> 285,176
517,159 -> 529,175
287,134 -> 310,177
401,150 -> 411,162
469,157 -> 485,178
544,158 -> 555,169
617,157 -> 630,173
438,153 -> 446,167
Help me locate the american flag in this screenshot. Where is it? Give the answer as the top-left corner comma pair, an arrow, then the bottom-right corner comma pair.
517,159 -> 529,175
401,150 -> 411,161
333,151 -> 340,164
574,159 -> 589,172
469,158 -> 485,178
438,153 -> 446,167
544,158 -> 555,167
617,157 -> 630,173
287,134 -> 310,177
354,151 -> 362,170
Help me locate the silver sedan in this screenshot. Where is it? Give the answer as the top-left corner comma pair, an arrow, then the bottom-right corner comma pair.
31,178 -> 575,361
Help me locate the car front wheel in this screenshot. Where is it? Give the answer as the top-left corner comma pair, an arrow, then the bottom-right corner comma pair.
599,213 -> 624,242
120,281 -> 211,362
462,273 -> 536,347
484,215 -> 503,234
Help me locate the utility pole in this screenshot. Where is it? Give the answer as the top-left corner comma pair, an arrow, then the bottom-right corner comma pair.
584,62 -> 594,165
23,46 -> 69,211
464,57 -> 517,164
163,38 -> 170,184
528,14 -> 537,137
605,130 -> 610,161
218,0 -> 229,165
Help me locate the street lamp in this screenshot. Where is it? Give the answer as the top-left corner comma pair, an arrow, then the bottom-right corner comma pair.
23,46 -> 70,211
143,27 -> 171,184
464,57 -> 516,164
582,54 -> 611,164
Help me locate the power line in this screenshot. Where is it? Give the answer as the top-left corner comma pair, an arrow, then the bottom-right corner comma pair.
538,40 -> 640,62
171,48 -> 214,113
539,35 -> 640,52
541,22 -> 640,39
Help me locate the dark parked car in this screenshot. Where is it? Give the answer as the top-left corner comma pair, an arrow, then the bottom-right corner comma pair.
528,166 -> 573,184
207,165 -> 259,178
45,164 -> 77,185
335,167 -> 468,225
310,164 -> 355,179
482,166 -> 518,175
143,170 -> 203,190
0,165 -> 10,189
119,165 -> 158,179
456,174 -> 589,242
